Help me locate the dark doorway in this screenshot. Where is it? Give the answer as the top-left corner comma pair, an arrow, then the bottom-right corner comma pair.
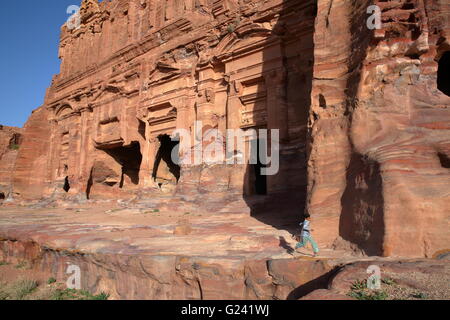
152,134 -> 181,184
0,192 -> 5,200
63,176 -> 71,192
9,133 -> 22,149
241,0 -> 316,236
138,120 -> 146,140
438,152 -> 450,168
438,52 -> 450,96
86,168 -> 93,199
253,138 -> 268,195
104,142 -> 143,187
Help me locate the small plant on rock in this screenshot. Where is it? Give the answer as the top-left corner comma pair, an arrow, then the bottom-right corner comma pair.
382,278 -> 396,285
351,279 -> 367,291
9,144 -> 20,150
15,261 -> 28,270
227,23 -> 236,34
11,279 -> 38,300
51,288 -> 110,300
348,279 -> 388,300
412,292 -> 428,299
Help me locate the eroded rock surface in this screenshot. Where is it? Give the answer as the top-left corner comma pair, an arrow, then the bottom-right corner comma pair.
2,0 -> 449,266
0,206 -> 339,300
308,0 -> 450,257
0,125 -> 23,200
302,259 -> 450,300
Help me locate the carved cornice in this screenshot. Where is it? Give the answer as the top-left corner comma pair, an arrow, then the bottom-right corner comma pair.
239,92 -> 267,105
148,113 -> 177,127
52,0 -> 305,94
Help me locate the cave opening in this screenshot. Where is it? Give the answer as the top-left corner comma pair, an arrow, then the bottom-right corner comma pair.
152,134 -> 180,186
0,192 -> 5,200
8,133 -> 22,150
63,176 -> 71,193
105,142 -> 143,187
138,120 -> 146,140
438,152 -> 450,169
437,52 -> 450,96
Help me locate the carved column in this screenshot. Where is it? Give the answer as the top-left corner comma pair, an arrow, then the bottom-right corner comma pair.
137,107 -> 152,188
226,77 -> 243,130
147,135 -> 160,186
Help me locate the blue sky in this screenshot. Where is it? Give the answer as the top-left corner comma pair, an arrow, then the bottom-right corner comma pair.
0,0 -> 81,127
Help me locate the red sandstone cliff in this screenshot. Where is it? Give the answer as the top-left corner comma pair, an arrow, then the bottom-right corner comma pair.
4,0 -> 450,258
308,0 -> 450,257
0,125 -> 23,200
11,107 -> 52,200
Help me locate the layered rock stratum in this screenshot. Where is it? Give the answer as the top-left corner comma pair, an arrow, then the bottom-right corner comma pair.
1,1 -> 449,293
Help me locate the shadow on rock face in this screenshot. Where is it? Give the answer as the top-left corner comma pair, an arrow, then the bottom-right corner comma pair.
437,51 -> 450,97
279,236 -> 295,255
242,0 -> 318,235
287,268 -> 338,300
339,152 -> 385,257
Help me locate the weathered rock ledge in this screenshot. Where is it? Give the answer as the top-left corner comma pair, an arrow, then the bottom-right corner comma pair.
0,206 -> 339,300
1,206 -> 448,300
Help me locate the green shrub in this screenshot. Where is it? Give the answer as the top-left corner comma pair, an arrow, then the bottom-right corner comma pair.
0,290 -> 8,300
51,288 -> 77,300
349,289 -> 388,300
350,279 -> 367,291
348,279 -> 388,300
9,144 -> 20,150
382,278 -> 396,285
15,261 -> 28,270
92,292 -> 110,300
412,292 -> 428,299
11,279 -> 38,300
51,288 -> 109,300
